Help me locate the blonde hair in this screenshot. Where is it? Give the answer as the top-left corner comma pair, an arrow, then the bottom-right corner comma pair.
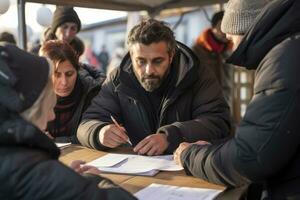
21,59 -> 56,124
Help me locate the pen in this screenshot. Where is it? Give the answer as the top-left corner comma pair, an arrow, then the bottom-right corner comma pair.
110,115 -> 133,146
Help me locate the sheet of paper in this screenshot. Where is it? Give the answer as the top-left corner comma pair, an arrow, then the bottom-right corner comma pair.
135,183 -> 222,200
87,154 -> 183,176
88,154 -> 129,167
55,143 -> 71,149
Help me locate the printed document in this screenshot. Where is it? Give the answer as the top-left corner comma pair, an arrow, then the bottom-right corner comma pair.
135,183 -> 222,200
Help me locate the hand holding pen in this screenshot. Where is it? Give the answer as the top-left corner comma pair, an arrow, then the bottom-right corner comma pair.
110,115 -> 133,146
97,115 -> 133,148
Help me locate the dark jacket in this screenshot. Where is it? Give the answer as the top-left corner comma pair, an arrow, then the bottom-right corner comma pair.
77,42 -> 230,153
181,0 -> 300,199
0,111 -> 136,200
47,69 -> 104,144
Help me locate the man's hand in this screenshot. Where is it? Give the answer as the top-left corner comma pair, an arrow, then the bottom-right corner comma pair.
70,160 -> 101,175
174,140 -> 211,167
134,133 -> 169,156
174,142 -> 192,167
99,124 -> 129,148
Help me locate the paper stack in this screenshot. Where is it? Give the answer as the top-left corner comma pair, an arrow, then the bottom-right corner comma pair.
87,154 -> 183,176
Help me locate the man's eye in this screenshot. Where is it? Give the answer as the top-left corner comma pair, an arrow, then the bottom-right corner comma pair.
137,60 -> 146,66
153,59 -> 163,65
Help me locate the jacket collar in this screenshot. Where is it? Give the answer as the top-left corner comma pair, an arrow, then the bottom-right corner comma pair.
228,0 -> 300,69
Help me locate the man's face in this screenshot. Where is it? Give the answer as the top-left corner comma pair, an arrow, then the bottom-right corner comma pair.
130,41 -> 174,92
212,21 -> 228,43
55,22 -> 78,43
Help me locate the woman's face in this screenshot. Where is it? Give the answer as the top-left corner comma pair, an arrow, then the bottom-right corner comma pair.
52,60 -> 77,97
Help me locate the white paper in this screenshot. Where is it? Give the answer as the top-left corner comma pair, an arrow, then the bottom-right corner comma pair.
55,143 -> 71,148
135,183 -> 222,200
87,154 -> 129,167
87,154 -> 183,176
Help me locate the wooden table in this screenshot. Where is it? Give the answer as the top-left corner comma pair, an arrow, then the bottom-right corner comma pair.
59,145 -> 224,194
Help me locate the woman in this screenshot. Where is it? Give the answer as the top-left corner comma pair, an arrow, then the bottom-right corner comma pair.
40,40 -> 101,143
0,42 -> 135,199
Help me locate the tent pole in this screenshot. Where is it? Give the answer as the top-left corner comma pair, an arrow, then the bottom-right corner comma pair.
17,0 -> 27,50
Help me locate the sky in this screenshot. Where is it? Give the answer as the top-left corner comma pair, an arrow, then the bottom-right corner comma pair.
0,0 -> 127,37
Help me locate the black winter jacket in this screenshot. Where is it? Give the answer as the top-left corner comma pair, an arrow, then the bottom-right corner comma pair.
47,69 -> 104,144
0,111 -> 136,200
77,42 -> 230,153
181,0 -> 300,199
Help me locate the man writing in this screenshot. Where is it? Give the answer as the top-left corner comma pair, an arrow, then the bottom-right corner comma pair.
77,19 -> 230,155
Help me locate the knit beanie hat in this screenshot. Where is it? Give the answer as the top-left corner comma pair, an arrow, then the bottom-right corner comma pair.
0,42 -> 50,112
221,0 -> 271,35
51,6 -> 81,34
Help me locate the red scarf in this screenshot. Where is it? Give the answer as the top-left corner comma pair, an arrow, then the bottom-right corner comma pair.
196,29 -> 232,53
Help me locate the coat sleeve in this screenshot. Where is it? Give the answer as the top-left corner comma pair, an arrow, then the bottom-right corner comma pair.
77,71 -> 121,150
180,45 -> 300,186
15,159 -> 136,200
158,63 -> 231,153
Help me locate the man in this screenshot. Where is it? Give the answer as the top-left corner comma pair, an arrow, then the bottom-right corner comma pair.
0,31 -> 16,44
77,19 -> 230,156
97,45 -> 110,74
174,0 -> 300,199
192,11 -> 234,110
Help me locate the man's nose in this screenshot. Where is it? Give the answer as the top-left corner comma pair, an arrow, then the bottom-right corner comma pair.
145,64 -> 155,75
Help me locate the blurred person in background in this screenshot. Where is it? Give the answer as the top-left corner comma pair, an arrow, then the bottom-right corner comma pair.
192,11 -> 234,111
0,31 -> 16,44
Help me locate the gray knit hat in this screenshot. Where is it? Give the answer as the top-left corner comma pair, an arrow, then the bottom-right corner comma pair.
221,0 -> 271,35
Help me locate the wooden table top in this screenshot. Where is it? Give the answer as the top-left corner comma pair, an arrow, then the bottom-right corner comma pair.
59,145 -> 224,194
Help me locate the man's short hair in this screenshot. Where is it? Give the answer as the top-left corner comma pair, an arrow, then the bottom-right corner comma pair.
0,32 -> 16,44
211,11 -> 224,28
127,19 -> 176,55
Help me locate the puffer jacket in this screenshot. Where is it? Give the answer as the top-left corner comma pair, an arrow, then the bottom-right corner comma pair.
0,110 -> 136,200
181,0 -> 300,199
77,42 -> 230,153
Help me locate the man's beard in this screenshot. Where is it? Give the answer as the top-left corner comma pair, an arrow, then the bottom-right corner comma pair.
140,74 -> 162,92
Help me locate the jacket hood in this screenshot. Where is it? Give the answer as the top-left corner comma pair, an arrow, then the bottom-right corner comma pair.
228,0 -> 300,69
0,109 -> 60,159
115,41 -> 199,91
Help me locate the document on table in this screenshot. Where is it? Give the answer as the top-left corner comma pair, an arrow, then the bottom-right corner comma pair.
134,183 -> 222,200
55,142 -> 71,149
87,154 -> 183,176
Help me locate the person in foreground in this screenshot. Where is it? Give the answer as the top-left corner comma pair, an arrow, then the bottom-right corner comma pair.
77,19 -> 231,156
174,0 -> 300,199
40,40 -> 101,143
0,42 -> 136,200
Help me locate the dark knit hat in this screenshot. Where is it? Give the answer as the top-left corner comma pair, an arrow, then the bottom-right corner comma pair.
221,0 -> 271,34
51,6 -> 81,34
0,42 -> 50,112
211,11 -> 224,27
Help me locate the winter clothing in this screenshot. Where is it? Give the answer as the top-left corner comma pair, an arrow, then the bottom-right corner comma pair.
0,45 -> 136,200
51,6 -> 81,34
192,29 -> 234,108
221,0 -> 270,34
77,42 -> 231,153
0,114 -> 136,200
0,42 -> 49,112
181,0 -> 300,199
47,69 -> 103,143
